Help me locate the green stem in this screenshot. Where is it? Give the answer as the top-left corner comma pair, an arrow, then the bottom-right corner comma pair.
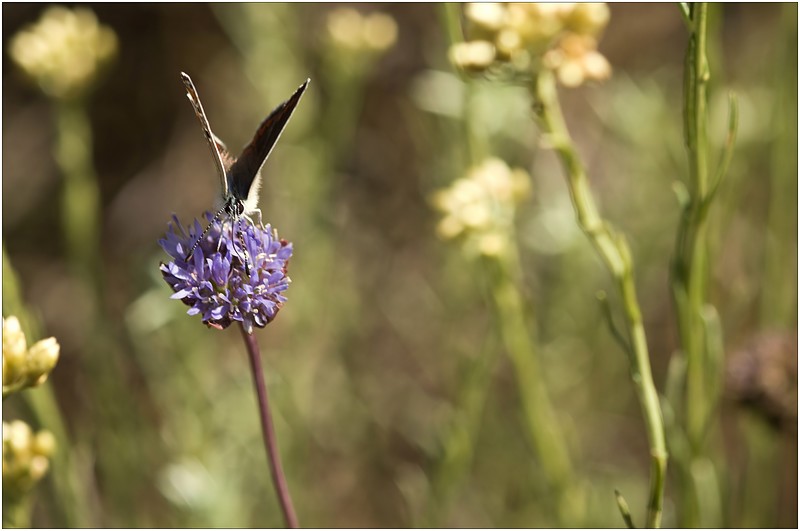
533,69 -> 667,528
760,3 -> 798,327
672,4 -> 730,526
487,248 -> 579,525
427,329 -> 499,526
55,100 -> 104,302
677,2 -> 711,452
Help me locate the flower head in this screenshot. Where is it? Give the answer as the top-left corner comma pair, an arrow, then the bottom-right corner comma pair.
9,6 -> 117,100
433,157 -> 531,258
159,213 -> 293,334
451,2 -> 612,86
326,8 -> 398,53
2,420 -> 55,499
3,316 -> 60,396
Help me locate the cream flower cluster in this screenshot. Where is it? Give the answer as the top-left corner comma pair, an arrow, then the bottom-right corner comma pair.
433,157 -> 530,257
9,6 -> 118,100
3,420 -> 56,498
3,316 -> 60,395
326,8 -> 398,53
450,3 -> 612,87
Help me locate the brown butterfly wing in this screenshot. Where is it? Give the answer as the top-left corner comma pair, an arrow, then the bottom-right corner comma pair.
227,79 -> 310,202
180,72 -> 229,197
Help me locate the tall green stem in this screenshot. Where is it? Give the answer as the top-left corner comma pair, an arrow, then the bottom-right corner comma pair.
671,4 -> 732,526
487,247 -> 580,525
533,69 -> 668,528
676,3 -> 711,450
55,100 -> 104,302
427,326 -> 499,526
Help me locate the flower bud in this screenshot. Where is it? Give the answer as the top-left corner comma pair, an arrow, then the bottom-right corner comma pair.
25,337 -> 60,386
326,8 -> 364,50
478,231 -> 508,257
29,455 -> 50,482
449,41 -> 496,72
363,13 -> 398,52
3,421 -> 54,495
5,420 -> 33,457
3,317 -> 27,387
33,430 -> 57,457
564,3 -> 610,37
465,3 -> 507,33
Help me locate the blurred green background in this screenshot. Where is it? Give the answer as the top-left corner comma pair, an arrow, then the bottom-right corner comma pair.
2,3 -> 796,528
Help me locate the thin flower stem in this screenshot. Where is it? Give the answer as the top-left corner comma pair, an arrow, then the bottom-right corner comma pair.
55,100 -> 104,302
487,248 -> 580,525
532,69 -> 668,528
239,323 -> 299,529
677,2 -> 711,452
672,4 -> 731,526
426,330 -> 499,526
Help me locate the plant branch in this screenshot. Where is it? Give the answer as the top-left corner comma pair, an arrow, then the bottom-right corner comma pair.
671,4 -> 730,526
532,69 -> 668,528
615,489 -> 636,528
239,324 -> 299,528
486,250 -> 580,524
596,290 -> 633,360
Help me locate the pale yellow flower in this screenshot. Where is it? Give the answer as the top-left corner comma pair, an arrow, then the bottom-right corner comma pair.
3,317 -> 27,387
9,6 -> 117,100
326,8 -> 398,53
544,34 -> 611,87
3,420 -> 55,496
25,337 -> 60,386
465,3 -> 507,33
2,316 -> 60,394
433,157 -> 531,258
363,13 -> 398,52
563,3 -> 611,36
449,41 -> 497,72
452,2 -> 612,86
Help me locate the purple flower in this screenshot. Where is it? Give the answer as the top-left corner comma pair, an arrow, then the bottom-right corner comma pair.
159,213 -> 293,333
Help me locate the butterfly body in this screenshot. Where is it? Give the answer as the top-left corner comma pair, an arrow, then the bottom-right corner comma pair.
180,72 -> 309,257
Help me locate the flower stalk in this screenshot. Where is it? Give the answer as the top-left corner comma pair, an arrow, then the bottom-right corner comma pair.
431,154 -> 580,525
532,68 -> 668,528
486,249 -> 580,524
55,100 -> 105,299
239,324 -> 299,528
670,3 -> 736,527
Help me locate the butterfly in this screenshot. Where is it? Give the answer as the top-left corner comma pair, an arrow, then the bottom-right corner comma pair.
180,72 -> 309,259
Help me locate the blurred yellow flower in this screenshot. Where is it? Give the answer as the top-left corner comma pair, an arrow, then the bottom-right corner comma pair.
25,337 -> 61,387
433,157 -> 530,258
2,420 -> 56,498
2,316 -> 27,385
326,8 -> 398,53
452,2 -> 612,86
9,6 -> 118,100
2,316 -> 60,395
449,41 -> 497,72
544,34 -> 611,87
363,13 -> 399,52
465,3 -> 506,33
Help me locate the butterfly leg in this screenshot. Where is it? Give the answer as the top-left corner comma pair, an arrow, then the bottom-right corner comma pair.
245,208 -> 264,227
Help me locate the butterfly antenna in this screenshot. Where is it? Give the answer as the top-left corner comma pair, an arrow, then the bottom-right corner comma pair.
188,204 -> 227,259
